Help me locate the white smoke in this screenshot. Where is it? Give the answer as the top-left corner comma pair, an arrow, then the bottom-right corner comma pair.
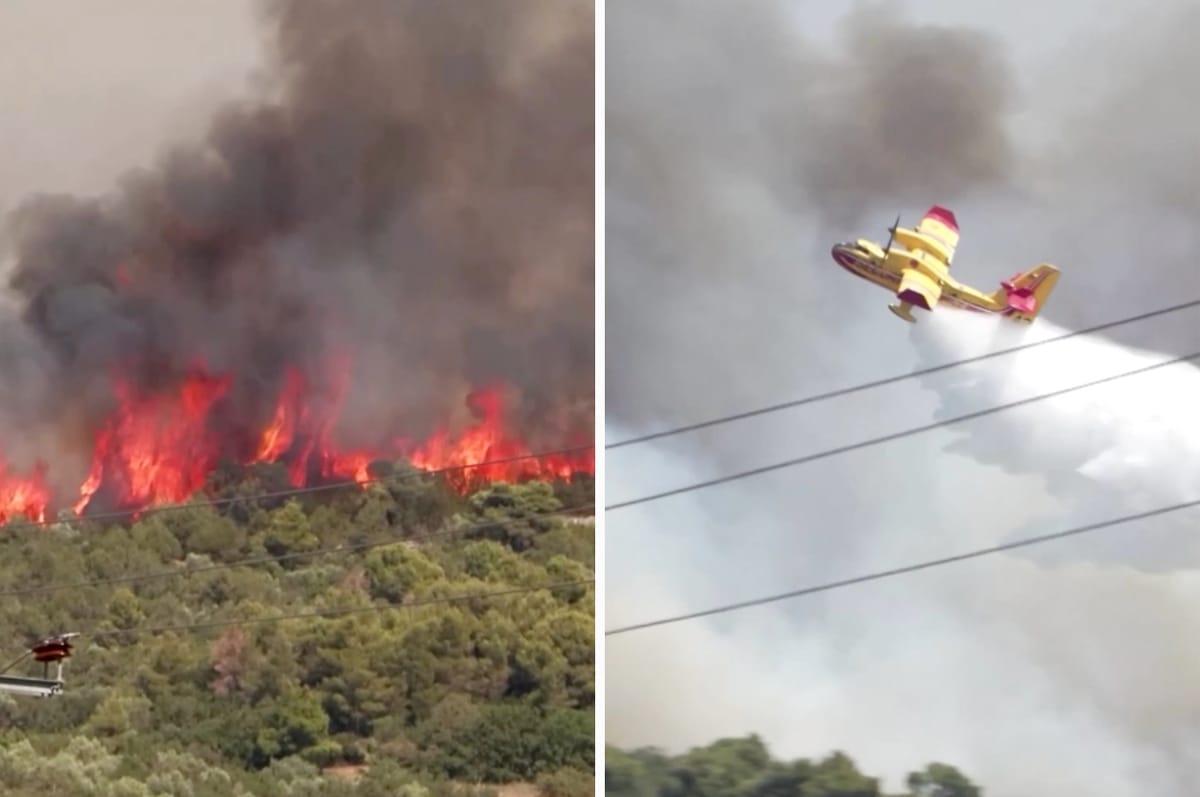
917,309 -> 1200,569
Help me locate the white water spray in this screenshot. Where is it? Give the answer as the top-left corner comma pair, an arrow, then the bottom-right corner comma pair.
917,309 -> 1200,566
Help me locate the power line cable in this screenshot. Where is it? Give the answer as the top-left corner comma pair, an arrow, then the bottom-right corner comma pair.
607,298 -> 1200,449
607,349 -> 1200,511
5,443 -> 594,530
605,496 -> 1200,636
0,647 -> 34,676
0,503 -> 593,600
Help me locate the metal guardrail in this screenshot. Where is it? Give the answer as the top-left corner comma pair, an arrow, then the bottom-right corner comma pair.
0,674 -> 64,698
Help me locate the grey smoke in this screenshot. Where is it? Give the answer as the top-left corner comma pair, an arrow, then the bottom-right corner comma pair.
607,0 -> 1013,427
606,1 -> 1200,794
0,0 -> 594,491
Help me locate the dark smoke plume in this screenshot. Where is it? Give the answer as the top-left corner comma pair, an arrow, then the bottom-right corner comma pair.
2,0 -> 594,482
800,7 -> 1013,224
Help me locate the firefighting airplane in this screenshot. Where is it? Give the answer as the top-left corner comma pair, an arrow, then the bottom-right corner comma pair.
830,205 -> 1060,323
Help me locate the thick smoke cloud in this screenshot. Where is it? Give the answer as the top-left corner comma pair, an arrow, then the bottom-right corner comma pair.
607,0 -> 1013,426
918,312 -> 1200,571
607,1 -> 1200,794
1,0 -> 594,483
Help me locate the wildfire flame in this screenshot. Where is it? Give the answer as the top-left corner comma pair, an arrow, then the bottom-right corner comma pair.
0,360 -> 593,525
408,388 -> 594,492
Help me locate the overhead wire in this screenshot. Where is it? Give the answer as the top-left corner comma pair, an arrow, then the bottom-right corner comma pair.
605,495 -> 1200,636
0,503 -> 593,600
606,297 -> 1200,449
607,349 -> 1200,511
3,443 -> 594,530
0,646 -> 35,676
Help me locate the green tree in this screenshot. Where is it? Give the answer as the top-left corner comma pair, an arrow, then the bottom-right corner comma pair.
606,747 -> 674,797
674,736 -> 774,797
435,704 -> 592,782
382,462 -> 461,533
906,763 -> 982,797
107,587 -> 145,630
605,739 -> 988,797
253,686 -> 331,764
363,545 -> 445,602
464,483 -> 564,552
800,752 -> 878,797
261,500 -> 320,556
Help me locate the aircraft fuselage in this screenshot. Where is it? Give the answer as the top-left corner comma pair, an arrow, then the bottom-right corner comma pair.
830,239 -> 1004,316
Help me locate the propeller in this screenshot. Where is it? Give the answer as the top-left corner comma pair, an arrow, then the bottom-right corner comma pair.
882,213 -> 900,259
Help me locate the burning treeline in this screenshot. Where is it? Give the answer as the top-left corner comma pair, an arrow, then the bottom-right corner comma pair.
0,0 -> 596,523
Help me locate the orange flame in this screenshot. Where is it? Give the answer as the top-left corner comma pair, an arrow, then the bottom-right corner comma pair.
0,460 -> 50,524
73,367 -> 232,515
0,358 -> 592,525
408,386 -> 593,492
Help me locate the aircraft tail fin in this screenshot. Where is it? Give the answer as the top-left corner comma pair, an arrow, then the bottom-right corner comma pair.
993,264 -> 1060,322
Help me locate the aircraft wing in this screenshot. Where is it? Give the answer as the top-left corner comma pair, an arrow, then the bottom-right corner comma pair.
914,205 -> 960,264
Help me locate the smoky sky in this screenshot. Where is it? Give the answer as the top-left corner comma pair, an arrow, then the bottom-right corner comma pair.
607,0 -> 1015,428
0,0 -> 594,477
606,1 -> 1200,794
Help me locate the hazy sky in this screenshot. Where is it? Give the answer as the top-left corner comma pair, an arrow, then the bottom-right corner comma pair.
0,1 -> 262,215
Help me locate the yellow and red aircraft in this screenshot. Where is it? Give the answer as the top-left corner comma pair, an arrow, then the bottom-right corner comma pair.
830,205 -> 1060,323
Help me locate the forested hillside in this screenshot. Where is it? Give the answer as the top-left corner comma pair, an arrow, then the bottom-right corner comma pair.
0,464 -> 595,797
606,736 -> 981,797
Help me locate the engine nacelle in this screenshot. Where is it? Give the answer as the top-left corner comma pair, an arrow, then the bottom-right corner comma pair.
897,268 -> 941,310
